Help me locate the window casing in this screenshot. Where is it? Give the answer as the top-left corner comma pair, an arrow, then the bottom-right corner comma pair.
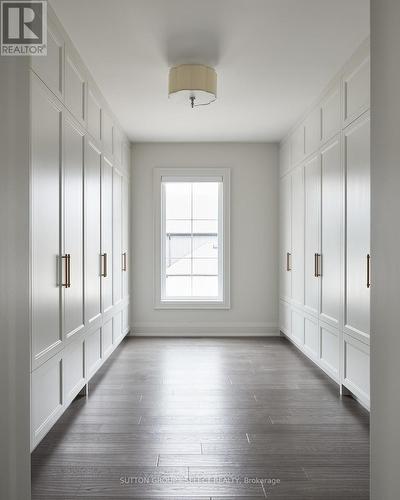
154,168 -> 230,309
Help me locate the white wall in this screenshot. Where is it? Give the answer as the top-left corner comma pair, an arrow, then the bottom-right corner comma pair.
131,143 -> 279,336
371,1 -> 400,498
0,57 -> 31,500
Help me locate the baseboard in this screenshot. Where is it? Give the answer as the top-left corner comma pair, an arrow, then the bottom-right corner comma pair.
130,322 -> 279,337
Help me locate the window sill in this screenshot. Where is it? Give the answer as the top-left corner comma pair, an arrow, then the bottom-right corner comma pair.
154,300 -> 231,310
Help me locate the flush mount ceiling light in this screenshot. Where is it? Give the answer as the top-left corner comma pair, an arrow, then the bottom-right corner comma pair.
168,64 -> 217,108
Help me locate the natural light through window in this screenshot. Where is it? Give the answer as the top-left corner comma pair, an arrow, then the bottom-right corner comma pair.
161,179 -> 222,301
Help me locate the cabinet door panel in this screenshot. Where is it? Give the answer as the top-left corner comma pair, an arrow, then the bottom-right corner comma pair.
65,51 -> 85,124
123,305 -> 130,335
122,176 -> 130,299
291,310 -> 304,346
86,328 -> 102,378
113,311 -> 123,344
31,18 -> 63,99
64,339 -> 85,403
31,352 -> 63,448
304,107 -> 321,156
113,169 -> 123,305
85,141 -> 102,324
31,76 -> 62,365
291,126 -> 305,166
344,113 -> 370,341
321,83 -> 340,144
320,137 -> 342,328
279,175 -> 291,301
63,116 -> 84,339
320,324 -> 339,379
101,109 -> 113,155
304,315 -> 319,359
101,156 -> 114,313
304,155 -> 320,316
102,319 -> 113,358
279,300 -> 291,336
122,142 -> 131,175
87,86 -> 101,142
291,166 -> 304,307
343,55 -> 370,126
343,334 -> 370,404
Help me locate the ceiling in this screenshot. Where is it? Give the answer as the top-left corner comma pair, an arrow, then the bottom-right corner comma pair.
50,0 -> 369,143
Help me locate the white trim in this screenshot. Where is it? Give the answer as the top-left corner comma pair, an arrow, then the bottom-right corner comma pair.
131,322 -> 278,336
153,167 -> 231,309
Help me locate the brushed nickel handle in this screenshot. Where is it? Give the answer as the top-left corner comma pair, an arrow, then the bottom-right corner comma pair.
67,254 -> 71,288
314,253 -> 318,277
286,252 -> 291,272
101,253 -> 108,278
315,253 -> 322,277
367,253 -> 371,288
122,252 -> 127,272
61,254 -> 71,288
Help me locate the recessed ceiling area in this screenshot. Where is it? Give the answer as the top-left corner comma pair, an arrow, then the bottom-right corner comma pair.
50,0 -> 369,142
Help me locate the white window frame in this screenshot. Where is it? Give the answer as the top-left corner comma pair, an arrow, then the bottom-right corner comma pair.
153,167 -> 231,309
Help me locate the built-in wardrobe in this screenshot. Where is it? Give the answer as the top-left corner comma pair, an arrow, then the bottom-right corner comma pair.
279,39 -> 370,409
30,8 -> 131,450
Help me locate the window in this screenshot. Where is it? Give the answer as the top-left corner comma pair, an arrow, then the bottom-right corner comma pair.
154,168 -> 230,309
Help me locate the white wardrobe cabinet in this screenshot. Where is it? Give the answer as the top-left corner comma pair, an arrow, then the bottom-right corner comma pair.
279,39 -> 370,408
344,111 -> 371,343
63,113 -> 85,341
30,4 -> 131,451
31,75 -> 62,369
101,156 -> 114,314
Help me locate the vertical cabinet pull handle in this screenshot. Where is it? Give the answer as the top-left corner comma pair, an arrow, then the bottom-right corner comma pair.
61,254 -> 71,288
101,253 -> 108,278
67,254 -> 71,288
286,252 -> 291,272
314,253 -> 322,278
367,253 -> 371,288
122,252 -> 127,272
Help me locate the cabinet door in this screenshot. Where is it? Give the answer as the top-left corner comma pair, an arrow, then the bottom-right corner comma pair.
85,140 -> 102,324
304,155 -> 321,316
113,168 -> 123,306
63,115 -> 84,340
291,165 -> 304,307
279,174 -> 292,301
31,17 -> 63,99
87,85 -> 101,142
320,136 -> 342,328
65,49 -> 86,124
101,156 -> 113,314
304,107 -> 321,157
122,176 -> 130,300
101,109 -> 113,156
31,75 -> 62,368
344,112 -> 370,341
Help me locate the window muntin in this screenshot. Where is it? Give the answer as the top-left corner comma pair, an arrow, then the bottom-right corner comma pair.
161,179 -> 223,302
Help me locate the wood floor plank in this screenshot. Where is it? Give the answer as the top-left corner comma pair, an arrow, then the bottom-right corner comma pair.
32,337 -> 369,499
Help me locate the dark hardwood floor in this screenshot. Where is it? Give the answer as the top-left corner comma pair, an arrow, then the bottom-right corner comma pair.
31,337 -> 370,499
